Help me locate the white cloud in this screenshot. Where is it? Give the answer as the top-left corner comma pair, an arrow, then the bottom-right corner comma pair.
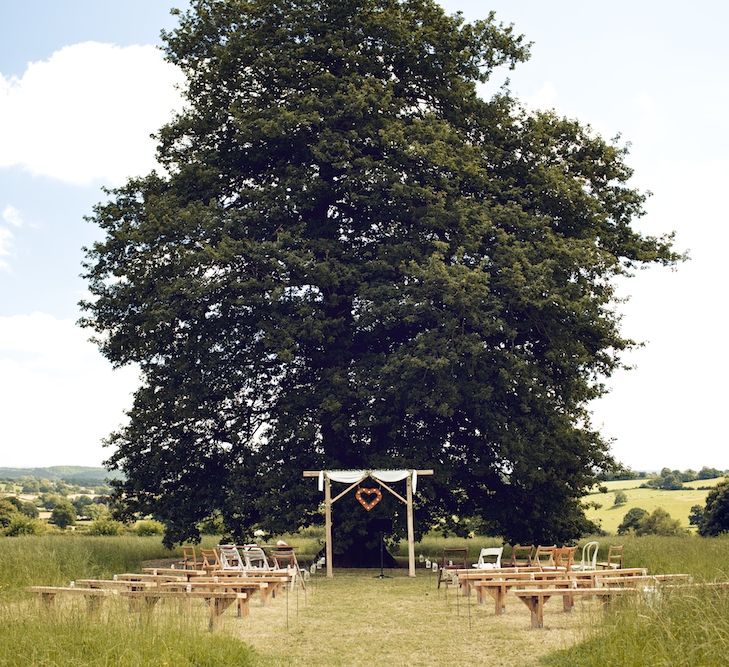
2,205 -> 23,227
0,42 -> 185,186
524,81 -> 558,110
0,226 -> 13,271
0,312 -> 139,466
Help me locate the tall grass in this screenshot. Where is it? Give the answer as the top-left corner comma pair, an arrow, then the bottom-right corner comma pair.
599,533 -> 729,580
0,535 -> 179,596
0,535 -> 257,666
543,534 -> 729,666
543,587 -> 729,667
0,600 -> 257,666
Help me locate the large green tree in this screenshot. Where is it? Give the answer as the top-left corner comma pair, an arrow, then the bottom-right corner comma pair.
81,0 -> 679,554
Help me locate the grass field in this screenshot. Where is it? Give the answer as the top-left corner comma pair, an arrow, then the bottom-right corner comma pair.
683,476 -> 727,489
583,482 -> 725,533
2,533 -> 729,665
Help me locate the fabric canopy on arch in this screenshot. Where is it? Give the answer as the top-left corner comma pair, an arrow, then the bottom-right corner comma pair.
317,470 -> 418,493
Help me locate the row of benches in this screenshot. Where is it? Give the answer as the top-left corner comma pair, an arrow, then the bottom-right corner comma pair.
447,567 -> 693,628
28,569 -> 294,631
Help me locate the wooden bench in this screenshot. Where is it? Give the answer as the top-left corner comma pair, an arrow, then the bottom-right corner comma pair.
28,586 -> 111,612
29,585 -> 247,631
115,573 -> 188,584
191,576 -> 284,605
160,580 -> 262,615
598,574 -> 692,588
472,577 -> 581,614
458,567 -> 647,597
514,587 -> 635,628
119,589 -> 247,631
142,568 -> 207,579
75,579 -> 154,591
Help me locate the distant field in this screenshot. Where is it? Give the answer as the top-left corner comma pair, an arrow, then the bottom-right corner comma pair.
584,486 -> 713,533
684,476 -> 727,489
591,479 -> 653,492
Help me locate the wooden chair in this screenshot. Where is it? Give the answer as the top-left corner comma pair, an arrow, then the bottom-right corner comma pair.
270,545 -> 305,590
473,547 -> 503,569
437,547 -> 468,588
553,546 -> 576,571
200,548 -> 221,571
597,545 -> 624,570
510,544 -> 534,567
182,545 -> 199,570
534,545 -> 557,571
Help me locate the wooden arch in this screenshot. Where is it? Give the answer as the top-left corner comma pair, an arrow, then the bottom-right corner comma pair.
303,469 -> 434,577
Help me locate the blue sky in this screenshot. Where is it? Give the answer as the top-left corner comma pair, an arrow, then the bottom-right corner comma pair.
1,1 -> 727,470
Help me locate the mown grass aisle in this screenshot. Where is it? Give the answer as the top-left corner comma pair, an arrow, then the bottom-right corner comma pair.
238,569 -> 588,666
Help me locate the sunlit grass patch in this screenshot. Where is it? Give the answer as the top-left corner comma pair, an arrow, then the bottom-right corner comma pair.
542,585 -> 729,667
0,598 -> 257,666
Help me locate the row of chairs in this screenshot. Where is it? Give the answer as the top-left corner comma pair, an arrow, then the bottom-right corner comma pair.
182,544 -> 305,590
438,543 -> 624,587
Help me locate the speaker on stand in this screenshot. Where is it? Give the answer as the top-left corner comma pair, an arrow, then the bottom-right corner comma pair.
372,517 -> 393,579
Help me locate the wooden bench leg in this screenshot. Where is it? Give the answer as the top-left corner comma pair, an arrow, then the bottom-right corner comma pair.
208,597 -> 236,632
86,596 -> 104,614
485,586 -> 507,615
40,593 -> 56,609
517,594 -> 551,628
237,596 -> 250,618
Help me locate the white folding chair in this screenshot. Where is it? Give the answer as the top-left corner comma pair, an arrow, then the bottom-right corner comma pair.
473,547 -> 503,569
241,544 -> 270,570
218,544 -> 245,570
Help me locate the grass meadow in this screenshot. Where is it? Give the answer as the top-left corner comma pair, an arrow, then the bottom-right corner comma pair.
584,484 -> 719,533
1,533 -> 728,665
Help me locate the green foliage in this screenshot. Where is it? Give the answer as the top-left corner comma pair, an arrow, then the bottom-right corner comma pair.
134,519 -> 165,536
613,490 -> 628,506
39,492 -> 63,510
88,518 -> 125,536
87,503 -> 111,521
689,504 -> 704,527
698,480 -> 729,536
634,508 -> 685,536
81,0 -> 680,551
3,515 -> 46,537
72,495 -> 95,516
617,507 -> 648,535
199,512 -> 226,535
0,499 -> 18,528
49,502 -> 76,529
698,466 -> 726,480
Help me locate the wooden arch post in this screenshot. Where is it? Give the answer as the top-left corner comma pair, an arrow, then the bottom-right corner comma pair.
303,469 -> 433,577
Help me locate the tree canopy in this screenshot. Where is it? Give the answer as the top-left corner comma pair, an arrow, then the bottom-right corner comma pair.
697,480 -> 729,536
81,0 -> 679,550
